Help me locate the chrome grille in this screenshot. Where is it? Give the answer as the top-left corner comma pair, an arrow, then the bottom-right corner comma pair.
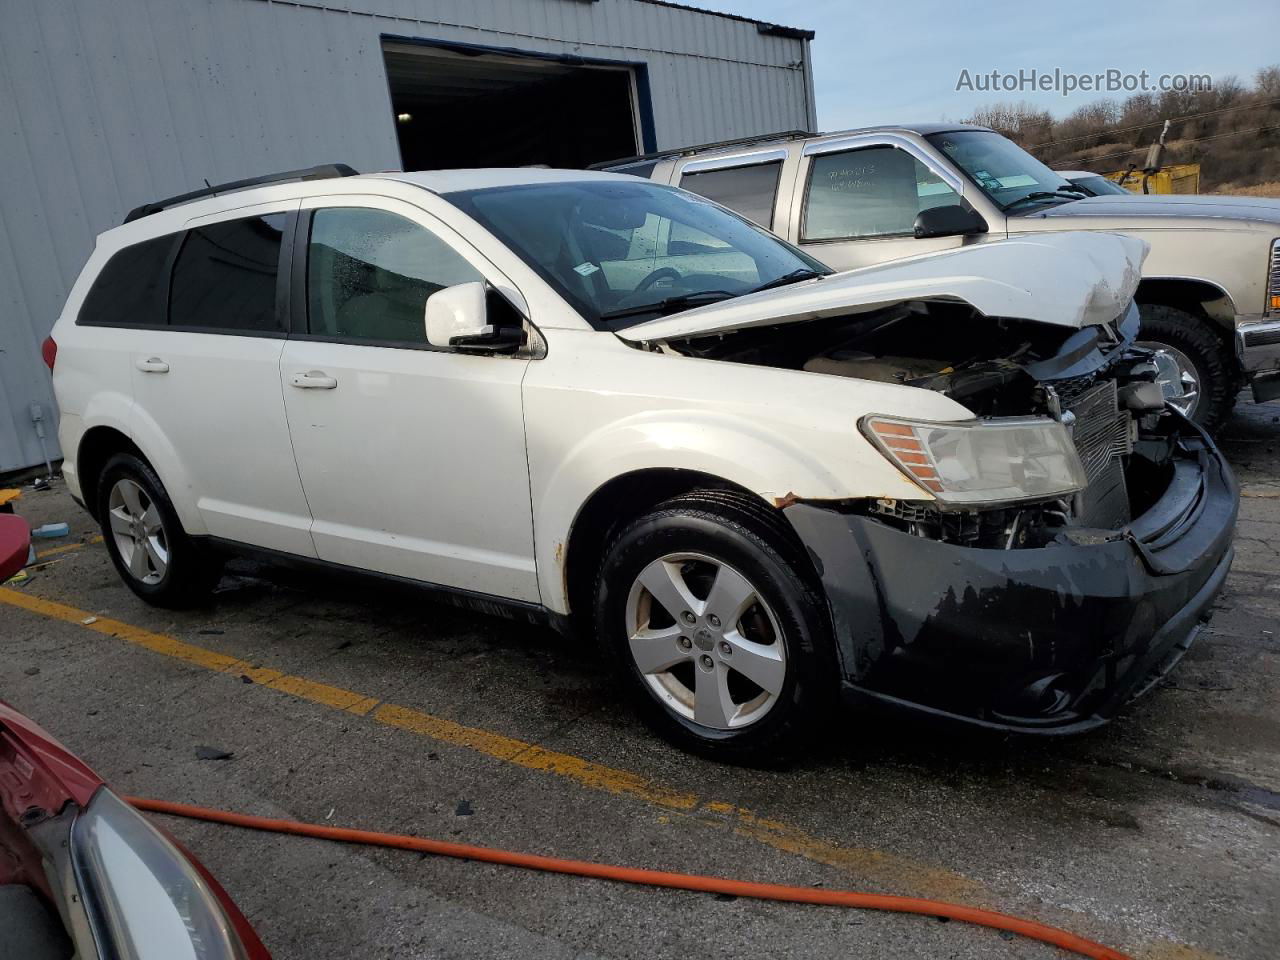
1066,379 -> 1132,484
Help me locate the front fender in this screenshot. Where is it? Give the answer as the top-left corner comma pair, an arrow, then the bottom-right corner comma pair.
532,409 -> 908,614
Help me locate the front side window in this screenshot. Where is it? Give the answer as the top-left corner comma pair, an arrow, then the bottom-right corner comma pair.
680,161 -> 782,228
802,147 -> 962,241
444,179 -> 827,329
169,214 -> 286,333
925,130 -> 1081,212
78,234 -> 180,327
305,207 -> 482,345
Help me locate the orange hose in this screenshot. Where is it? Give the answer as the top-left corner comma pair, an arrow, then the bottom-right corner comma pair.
128,795 -> 1131,960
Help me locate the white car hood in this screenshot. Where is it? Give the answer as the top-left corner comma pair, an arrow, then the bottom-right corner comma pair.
617,232 -> 1148,343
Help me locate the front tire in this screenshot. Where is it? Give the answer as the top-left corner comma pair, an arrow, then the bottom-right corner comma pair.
593,491 -> 835,762
96,453 -> 222,608
1136,303 -> 1238,430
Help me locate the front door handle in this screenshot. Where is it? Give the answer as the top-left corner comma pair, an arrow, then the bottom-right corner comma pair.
136,357 -> 169,374
290,371 -> 338,390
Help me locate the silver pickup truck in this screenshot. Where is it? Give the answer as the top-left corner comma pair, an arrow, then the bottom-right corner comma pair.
598,125 -> 1280,429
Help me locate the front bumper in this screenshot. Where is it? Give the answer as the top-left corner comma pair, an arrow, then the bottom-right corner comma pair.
1236,316 -> 1280,402
784,423 -> 1237,735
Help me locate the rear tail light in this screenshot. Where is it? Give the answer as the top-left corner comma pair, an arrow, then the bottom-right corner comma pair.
41,336 -> 57,371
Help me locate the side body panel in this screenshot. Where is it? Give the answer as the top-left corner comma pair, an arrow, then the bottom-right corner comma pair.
1009,213 -> 1274,318
129,199 -> 316,556
279,193 -> 539,601
523,328 -> 974,614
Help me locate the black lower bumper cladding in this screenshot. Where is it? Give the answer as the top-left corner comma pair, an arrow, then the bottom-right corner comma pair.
784,425 -> 1238,735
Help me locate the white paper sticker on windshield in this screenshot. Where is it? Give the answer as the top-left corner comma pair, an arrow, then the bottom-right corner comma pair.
995,175 -> 1038,188
573,262 -> 601,277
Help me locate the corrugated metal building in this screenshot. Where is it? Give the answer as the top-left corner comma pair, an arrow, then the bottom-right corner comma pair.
0,0 -> 816,476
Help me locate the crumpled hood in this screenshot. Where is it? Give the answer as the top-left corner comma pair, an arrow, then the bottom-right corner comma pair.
618,231 -> 1148,342
1036,192 -> 1280,226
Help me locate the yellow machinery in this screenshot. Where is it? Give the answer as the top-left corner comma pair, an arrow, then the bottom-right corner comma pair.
1105,163 -> 1201,195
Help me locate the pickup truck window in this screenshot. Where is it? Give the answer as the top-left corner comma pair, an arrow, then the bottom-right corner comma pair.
679,161 -> 782,229
306,207 -> 481,345
802,146 -> 961,241
445,180 -> 825,329
925,130 -> 1081,212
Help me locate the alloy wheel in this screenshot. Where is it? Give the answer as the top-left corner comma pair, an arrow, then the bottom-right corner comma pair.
1136,341 -> 1200,416
624,552 -> 787,730
107,478 -> 169,585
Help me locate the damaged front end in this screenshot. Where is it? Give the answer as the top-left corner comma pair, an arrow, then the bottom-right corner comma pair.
673,299 -> 1239,733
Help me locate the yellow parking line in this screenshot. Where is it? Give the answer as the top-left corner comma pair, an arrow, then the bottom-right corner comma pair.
0,585 -> 971,899
36,535 -> 103,560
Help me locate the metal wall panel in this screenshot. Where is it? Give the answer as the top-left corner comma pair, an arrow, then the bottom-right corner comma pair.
0,0 -> 814,474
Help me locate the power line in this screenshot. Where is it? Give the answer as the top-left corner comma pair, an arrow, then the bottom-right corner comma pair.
1077,123 -> 1280,167
1027,94 -> 1280,151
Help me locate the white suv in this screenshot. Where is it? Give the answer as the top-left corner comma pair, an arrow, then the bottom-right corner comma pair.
47,165 -> 1236,759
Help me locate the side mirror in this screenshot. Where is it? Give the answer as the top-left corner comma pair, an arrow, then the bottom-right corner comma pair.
913,204 -> 988,240
425,282 -> 526,354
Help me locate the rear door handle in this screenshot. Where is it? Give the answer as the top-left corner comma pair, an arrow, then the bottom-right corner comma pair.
290,371 -> 338,390
135,357 -> 169,374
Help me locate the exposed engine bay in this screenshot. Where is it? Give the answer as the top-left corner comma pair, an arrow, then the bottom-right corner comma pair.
664,299 -> 1184,549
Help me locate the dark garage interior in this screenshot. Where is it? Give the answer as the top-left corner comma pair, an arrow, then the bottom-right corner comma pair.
383,41 -> 643,171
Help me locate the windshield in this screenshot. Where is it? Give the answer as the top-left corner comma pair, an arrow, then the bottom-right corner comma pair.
925,131 -> 1083,213
1070,174 -> 1131,197
444,179 -> 828,330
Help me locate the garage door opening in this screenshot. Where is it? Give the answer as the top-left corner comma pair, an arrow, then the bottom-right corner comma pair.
383,40 -> 644,171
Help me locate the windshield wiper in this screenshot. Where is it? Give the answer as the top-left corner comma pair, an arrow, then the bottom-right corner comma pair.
746,268 -> 824,294
1004,188 -> 1087,212
598,290 -> 739,324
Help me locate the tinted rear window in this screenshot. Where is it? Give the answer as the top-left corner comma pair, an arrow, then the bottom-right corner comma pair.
169,214 -> 287,333
679,161 -> 781,228
77,234 -> 179,327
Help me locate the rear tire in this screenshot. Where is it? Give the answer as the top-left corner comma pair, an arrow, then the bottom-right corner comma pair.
1136,303 -> 1238,430
593,491 -> 835,763
96,453 -> 222,608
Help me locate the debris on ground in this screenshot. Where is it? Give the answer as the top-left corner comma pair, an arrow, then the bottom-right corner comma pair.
195,746 -> 234,761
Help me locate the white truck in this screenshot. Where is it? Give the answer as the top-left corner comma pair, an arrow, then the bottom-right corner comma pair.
601,125 -> 1280,429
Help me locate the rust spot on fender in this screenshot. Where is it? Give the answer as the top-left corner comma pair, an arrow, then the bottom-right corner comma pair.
553,541 -> 564,565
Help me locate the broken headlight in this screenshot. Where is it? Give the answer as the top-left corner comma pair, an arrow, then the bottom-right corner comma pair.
862,415 -> 1087,505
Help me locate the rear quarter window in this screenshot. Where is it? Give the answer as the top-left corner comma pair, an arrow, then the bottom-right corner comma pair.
679,161 -> 782,229
169,213 -> 287,333
77,234 -> 180,327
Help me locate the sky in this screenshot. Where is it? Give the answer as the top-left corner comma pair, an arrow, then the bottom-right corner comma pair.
699,0 -> 1279,130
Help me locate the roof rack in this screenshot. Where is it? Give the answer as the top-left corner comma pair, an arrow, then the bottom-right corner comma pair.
123,163 -> 359,224
588,130 -> 813,171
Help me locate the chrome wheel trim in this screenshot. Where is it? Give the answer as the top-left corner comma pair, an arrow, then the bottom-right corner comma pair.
1136,340 -> 1201,416
107,478 -> 168,585
624,552 -> 787,731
